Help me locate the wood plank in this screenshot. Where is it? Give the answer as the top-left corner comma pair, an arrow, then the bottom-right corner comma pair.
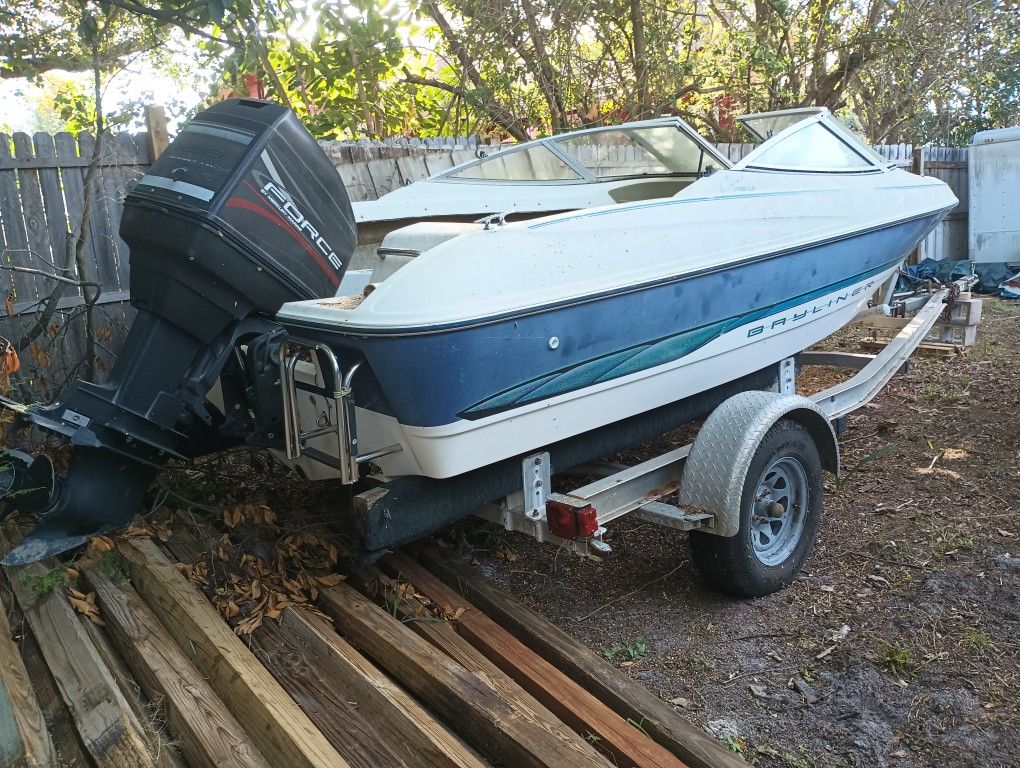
32,133 -> 74,277
422,153 -> 454,177
394,154 -> 429,185
385,552 -> 689,768
52,133 -> 99,285
15,617 -> 94,767
0,530 -> 160,767
78,133 -> 118,297
411,545 -> 747,768
366,568 -> 608,766
143,107 -> 170,161
84,568 -> 270,768
319,582 -> 609,768
0,591 -> 56,767
249,618 -> 410,768
0,134 -> 34,304
278,605 -> 489,768
366,158 -> 402,197
78,617 -> 186,768
12,133 -> 49,305
116,539 -> 351,768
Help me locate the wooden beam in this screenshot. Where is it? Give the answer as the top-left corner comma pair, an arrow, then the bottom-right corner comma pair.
1,530 -> 159,767
319,582 -> 609,768
249,619 -> 411,768
363,568 -> 606,767
79,617 -> 187,768
278,605 -> 490,768
386,552 -> 689,768
11,618 -> 92,768
144,106 -> 170,160
0,594 -> 55,768
116,539 -> 350,768
84,568 -> 272,768
411,545 -> 747,768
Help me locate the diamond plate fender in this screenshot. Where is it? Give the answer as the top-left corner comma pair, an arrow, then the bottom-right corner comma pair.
678,391 -> 839,537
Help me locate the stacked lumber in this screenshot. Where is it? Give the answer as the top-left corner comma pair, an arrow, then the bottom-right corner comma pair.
0,520 -> 742,768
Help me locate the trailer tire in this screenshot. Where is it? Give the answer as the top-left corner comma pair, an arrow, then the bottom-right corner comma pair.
689,418 -> 822,598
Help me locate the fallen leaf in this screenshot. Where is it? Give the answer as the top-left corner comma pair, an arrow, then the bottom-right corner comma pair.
89,536 -> 115,553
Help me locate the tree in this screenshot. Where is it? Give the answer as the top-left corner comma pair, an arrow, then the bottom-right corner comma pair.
0,0 -> 160,79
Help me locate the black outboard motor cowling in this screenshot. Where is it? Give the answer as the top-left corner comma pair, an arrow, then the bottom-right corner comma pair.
0,99 -> 356,564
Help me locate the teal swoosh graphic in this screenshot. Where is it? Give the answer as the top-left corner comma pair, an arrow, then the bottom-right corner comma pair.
462,262 -> 893,417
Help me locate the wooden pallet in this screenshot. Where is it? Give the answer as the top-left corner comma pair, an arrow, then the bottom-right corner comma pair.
0,521 -> 744,768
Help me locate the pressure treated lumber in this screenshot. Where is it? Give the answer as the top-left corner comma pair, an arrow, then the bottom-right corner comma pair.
117,538 -> 350,768
250,618 -> 410,768
319,582 -> 609,768
279,604 -> 490,768
1,531 -> 159,768
79,617 -> 187,768
156,528 -> 417,768
84,568 -> 271,768
386,552 -> 689,768
0,594 -> 55,767
366,568 -> 608,766
13,620 -> 92,768
412,544 -> 747,768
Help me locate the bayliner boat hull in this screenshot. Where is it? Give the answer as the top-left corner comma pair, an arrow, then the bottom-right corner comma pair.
279,207 -> 947,480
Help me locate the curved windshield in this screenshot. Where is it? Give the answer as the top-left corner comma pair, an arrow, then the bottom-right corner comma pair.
738,109 -> 823,142
753,122 -> 874,170
555,125 -> 709,179
446,144 -> 581,181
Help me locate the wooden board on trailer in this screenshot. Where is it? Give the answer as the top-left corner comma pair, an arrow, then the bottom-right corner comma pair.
385,552 -> 690,768
411,544 -> 747,768
116,538 -> 351,768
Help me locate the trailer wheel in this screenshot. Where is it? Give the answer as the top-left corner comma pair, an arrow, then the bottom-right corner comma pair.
689,419 -> 823,597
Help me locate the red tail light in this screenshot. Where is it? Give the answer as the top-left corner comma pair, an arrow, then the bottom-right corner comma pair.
546,499 -> 599,539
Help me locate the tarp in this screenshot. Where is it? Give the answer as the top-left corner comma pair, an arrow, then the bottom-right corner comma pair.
899,259 -> 1019,296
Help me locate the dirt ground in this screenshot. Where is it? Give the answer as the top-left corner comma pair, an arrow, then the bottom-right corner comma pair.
456,297 -> 1020,768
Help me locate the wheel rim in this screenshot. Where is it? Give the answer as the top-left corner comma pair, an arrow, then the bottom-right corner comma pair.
749,456 -> 808,566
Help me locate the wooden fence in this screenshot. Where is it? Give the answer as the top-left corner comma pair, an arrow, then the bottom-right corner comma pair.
0,127 -> 969,404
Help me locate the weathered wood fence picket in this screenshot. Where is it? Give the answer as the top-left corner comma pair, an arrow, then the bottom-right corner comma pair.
0,118 -> 970,404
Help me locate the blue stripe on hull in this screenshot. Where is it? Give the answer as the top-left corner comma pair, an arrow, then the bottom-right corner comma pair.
284,213 -> 941,428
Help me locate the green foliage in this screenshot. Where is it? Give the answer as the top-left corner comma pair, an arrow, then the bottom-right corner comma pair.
880,643 -> 915,675
2,0 -> 1018,142
603,634 -> 648,662
21,563 -> 73,598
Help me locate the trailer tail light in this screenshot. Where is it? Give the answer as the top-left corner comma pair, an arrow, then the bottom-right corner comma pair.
545,499 -> 599,539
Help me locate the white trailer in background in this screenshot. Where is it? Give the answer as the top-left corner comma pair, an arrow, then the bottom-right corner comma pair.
969,126 -> 1020,266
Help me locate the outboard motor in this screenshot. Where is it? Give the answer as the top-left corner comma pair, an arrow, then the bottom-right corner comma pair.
0,99 -> 355,564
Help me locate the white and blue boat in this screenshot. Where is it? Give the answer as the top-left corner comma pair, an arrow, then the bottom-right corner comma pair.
278,108 -> 956,482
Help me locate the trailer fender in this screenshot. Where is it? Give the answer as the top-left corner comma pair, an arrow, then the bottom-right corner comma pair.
679,391 -> 839,537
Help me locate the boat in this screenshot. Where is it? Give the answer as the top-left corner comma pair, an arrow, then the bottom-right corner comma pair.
0,101 -> 956,564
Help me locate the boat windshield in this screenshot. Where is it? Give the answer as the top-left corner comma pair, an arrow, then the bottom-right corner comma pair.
553,125 -> 712,179
738,109 -> 823,142
445,143 -> 583,182
736,109 -> 891,173
437,118 -> 726,184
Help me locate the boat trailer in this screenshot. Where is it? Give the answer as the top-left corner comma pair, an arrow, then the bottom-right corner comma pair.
433,275 -> 972,595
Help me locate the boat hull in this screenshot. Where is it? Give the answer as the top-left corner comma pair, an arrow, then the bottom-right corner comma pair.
280,210 -> 942,479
